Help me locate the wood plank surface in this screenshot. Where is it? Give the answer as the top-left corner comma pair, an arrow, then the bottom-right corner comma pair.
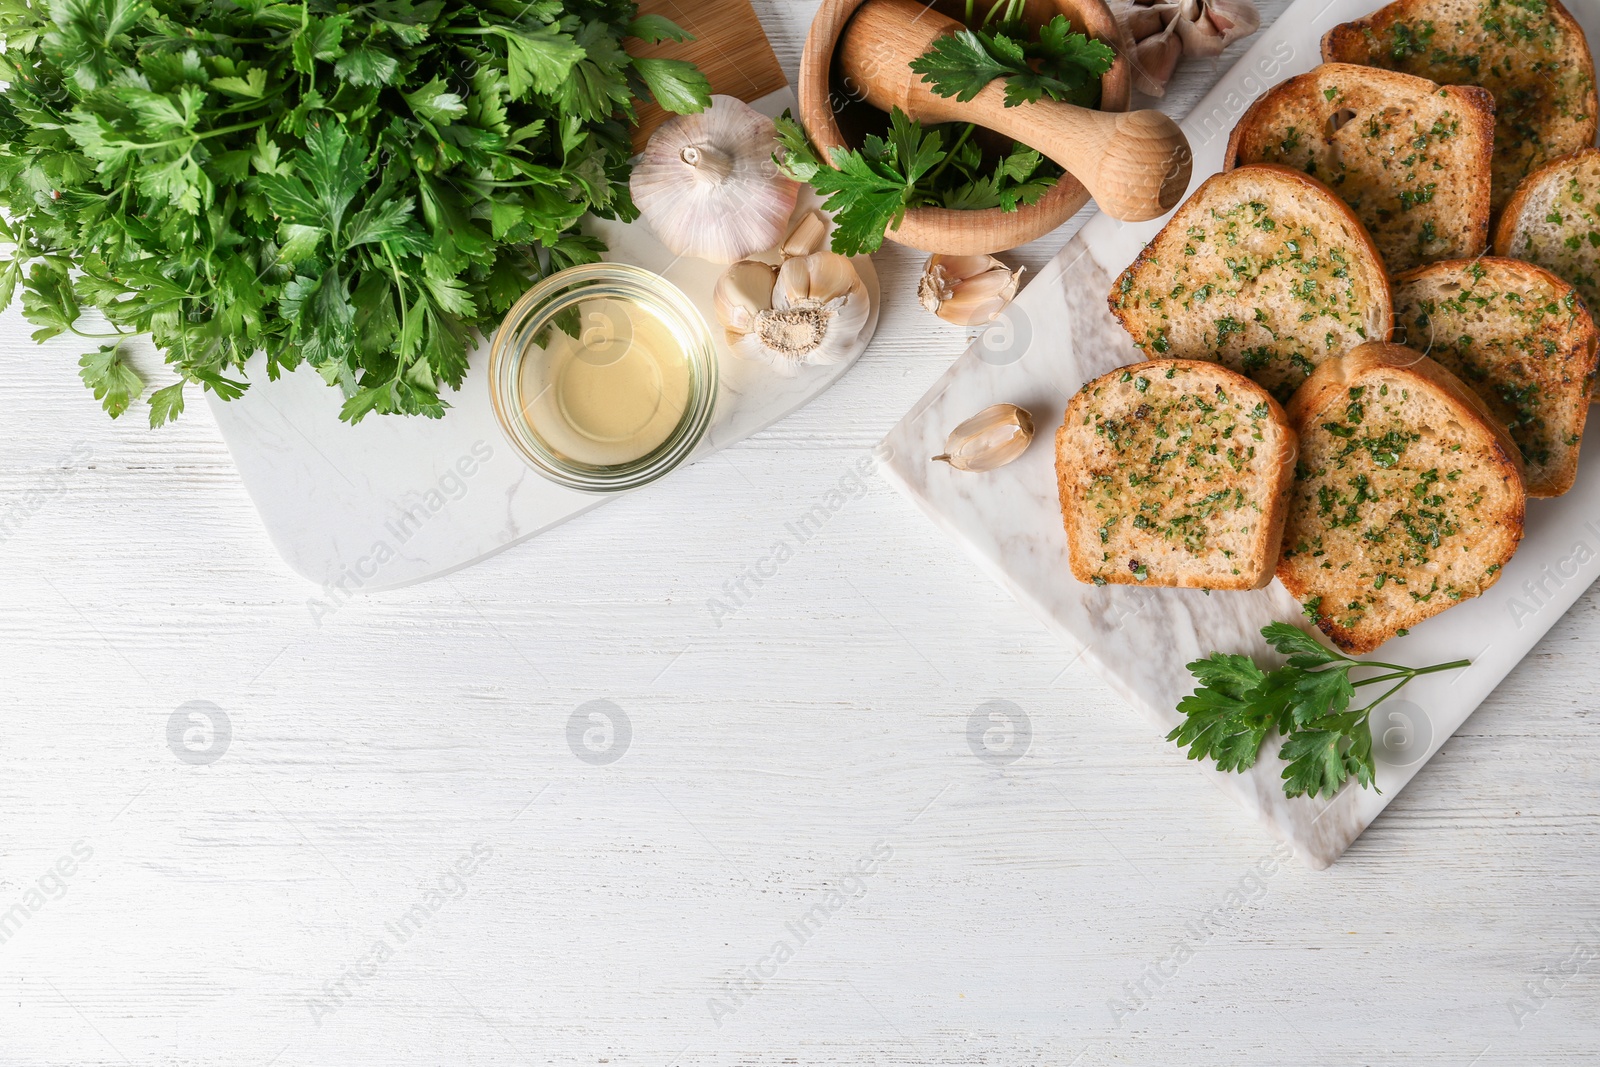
628,0 -> 788,150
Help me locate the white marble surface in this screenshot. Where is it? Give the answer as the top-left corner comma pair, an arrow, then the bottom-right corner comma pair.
206,90 -> 880,593
8,0 -> 1600,1064
881,0 -> 1600,868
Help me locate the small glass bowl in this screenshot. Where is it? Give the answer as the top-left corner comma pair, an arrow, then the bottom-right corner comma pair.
488,263 -> 718,493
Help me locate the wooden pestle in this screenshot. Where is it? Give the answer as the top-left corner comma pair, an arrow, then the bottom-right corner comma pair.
837,0 -> 1191,222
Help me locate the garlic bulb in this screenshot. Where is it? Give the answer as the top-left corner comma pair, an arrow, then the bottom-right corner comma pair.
714,252 -> 871,375
933,404 -> 1035,472
1110,0 -> 1261,96
631,95 -> 802,263
918,254 -> 1025,326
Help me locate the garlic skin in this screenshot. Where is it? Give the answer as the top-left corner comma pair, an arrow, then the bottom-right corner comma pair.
782,210 -> 829,258
713,260 -> 778,334
918,254 -> 1025,326
933,404 -> 1035,472
631,95 -> 802,263
1110,0 -> 1261,96
714,252 -> 871,376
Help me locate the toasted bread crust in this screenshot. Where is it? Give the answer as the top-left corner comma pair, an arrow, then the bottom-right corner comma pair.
1109,165 -> 1394,401
1492,148 -> 1600,332
1225,64 -> 1494,274
1278,342 -> 1525,653
1057,359 -> 1297,591
1392,256 -> 1598,495
1322,0 -> 1599,214
1493,146 -> 1600,249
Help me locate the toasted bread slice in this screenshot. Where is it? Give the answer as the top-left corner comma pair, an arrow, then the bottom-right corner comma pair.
1057,359 -> 1297,590
1323,0 -> 1598,215
1109,165 -> 1393,403
1493,148 -> 1600,330
1225,64 -> 1494,274
1393,257 -> 1598,496
1277,342 -> 1525,653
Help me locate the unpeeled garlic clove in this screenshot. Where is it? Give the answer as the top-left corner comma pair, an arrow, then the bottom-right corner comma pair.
933,404 -> 1035,472
1110,0 -> 1259,95
1174,0 -> 1260,57
714,252 -> 871,376
782,210 -> 830,258
713,260 -> 777,336
918,254 -> 1025,326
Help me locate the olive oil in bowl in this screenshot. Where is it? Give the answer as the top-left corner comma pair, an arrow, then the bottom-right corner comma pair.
490,265 -> 717,492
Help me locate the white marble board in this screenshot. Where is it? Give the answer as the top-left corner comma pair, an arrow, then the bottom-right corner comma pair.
207,89 -> 880,594
880,0 -> 1600,869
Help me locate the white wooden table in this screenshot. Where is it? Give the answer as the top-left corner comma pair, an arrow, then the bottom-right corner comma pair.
5,2 -> 1599,1062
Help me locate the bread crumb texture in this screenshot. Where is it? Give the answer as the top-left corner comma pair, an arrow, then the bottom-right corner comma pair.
1324,0 -> 1598,213
1059,361 -> 1291,590
1230,66 -> 1491,273
1394,258 -> 1596,496
1279,362 -> 1522,651
1502,151 -> 1600,321
1110,169 -> 1387,402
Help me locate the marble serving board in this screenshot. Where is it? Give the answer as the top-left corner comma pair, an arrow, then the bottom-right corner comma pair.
209,92 -> 879,593
881,0 -> 1600,869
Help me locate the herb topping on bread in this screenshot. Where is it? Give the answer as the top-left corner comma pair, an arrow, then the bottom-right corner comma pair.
1493,148 -> 1600,322
1109,165 -> 1393,403
1278,342 -> 1525,653
1393,257 -> 1597,496
1322,0 -> 1598,214
1057,359 -> 1297,591
1226,64 -> 1494,274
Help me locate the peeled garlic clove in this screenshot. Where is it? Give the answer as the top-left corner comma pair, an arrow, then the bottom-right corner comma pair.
933,404 -> 1035,472
918,254 -> 1025,326
631,95 -> 802,263
782,210 -> 830,258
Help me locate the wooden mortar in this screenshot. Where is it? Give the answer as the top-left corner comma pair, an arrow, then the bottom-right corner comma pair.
800,0 -> 1135,255
842,0 -> 1191,221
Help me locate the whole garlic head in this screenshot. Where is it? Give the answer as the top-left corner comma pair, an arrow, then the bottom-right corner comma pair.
918,254 -> 1025,326
631,95 -> 802,263
714,252 -> 871,376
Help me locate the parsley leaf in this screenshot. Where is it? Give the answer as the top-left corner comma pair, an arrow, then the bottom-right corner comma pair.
911,16 -> 1114,109
1167,624 -> 1470,800
0,0 -> 709,426
775,109 -> 1059,255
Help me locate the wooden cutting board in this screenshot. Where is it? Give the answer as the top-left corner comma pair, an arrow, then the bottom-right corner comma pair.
627,0 -> 789,151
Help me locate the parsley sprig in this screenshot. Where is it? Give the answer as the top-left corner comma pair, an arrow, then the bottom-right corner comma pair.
774,109 -> 1058,256
1168,623 -> 1470,799
0,0 -> 710,426
910,0 -> 1116,108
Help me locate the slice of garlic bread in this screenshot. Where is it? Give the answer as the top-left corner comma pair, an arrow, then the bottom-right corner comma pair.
1225,63 -> 1494,274
1278,342 -> 1525,653
1323,0 -> 1598,215
1057,359 -> 1297,591
1109,165 -> 1393,403
1393,257 -> 1597,496
1493,148 -> 1600,325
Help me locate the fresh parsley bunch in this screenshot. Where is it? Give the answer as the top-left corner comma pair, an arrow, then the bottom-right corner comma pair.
0,0 -> 710,425
774,109 -> 1059,257
910,0 -> 1116,108
1168,622 -> 1470,799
